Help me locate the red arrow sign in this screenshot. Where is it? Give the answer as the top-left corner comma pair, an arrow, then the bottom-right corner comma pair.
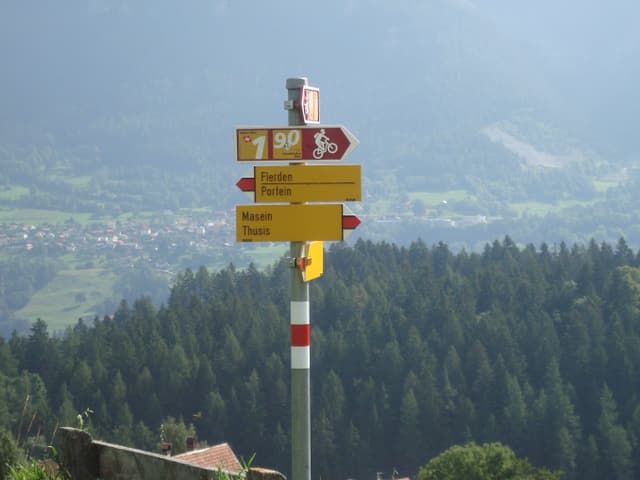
342,215 -> 361,230
236,177 -> 255,192
236,125 -> 359,162
341,205 -> 361,239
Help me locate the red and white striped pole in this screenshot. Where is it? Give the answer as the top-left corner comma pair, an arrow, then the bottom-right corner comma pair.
287,77 -> 311,480
290,301 -> 311,369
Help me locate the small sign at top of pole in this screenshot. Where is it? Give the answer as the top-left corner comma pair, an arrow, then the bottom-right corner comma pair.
299,86 -> 320,124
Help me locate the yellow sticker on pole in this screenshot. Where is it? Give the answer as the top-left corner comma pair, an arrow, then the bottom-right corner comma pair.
299,241 -> 324,282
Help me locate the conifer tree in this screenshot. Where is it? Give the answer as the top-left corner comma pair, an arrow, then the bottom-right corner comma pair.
598,384 -> 633,480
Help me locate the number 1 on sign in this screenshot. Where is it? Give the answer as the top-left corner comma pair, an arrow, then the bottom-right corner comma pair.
237,129 -> 269,161
252,136 -> 266,159
236,128 -> 308,161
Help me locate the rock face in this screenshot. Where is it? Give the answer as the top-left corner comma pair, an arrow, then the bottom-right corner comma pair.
57,427 -> 286,480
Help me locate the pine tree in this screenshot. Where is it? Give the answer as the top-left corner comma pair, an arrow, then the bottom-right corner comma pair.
501,373 -> 527,453
598,384 -> 633,480
320,370 -> 345,425
541,359 -> 581,475
55,383 -> 77,428
312,411 -> 336,480
397,387 -> 422,471
202,390 -> 226,444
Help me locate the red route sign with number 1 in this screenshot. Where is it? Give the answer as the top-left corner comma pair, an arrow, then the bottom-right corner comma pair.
235,125 -> 359,162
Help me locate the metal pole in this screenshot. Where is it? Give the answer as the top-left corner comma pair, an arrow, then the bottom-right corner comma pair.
286,77 -> 311,480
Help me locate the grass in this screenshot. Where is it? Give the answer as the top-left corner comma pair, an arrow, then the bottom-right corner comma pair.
243,244 -> 288,269
48,175 -> 93,188
6,462 -> 57,480
366,189 -> 472,217
15,267 -> 118,331
0,185 -> 30,200
509,201 -> 556,217
0,207 -> 94,225
115,211 -> 158,222
593,179 -> 619,193
367,198 -> 398,214
407,189 -> 470,206
510,198 -> 598,218
0,204 -> 222,227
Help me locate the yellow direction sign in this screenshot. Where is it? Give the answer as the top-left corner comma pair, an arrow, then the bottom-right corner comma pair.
236,204 -> 360,242
237,164 -> 361,203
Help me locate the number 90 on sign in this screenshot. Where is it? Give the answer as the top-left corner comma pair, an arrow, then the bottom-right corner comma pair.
272,129 -> 301,160
236,128 -> 303,161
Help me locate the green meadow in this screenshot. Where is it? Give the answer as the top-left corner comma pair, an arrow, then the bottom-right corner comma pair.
0,185 -> 29,201
407,189 -> 471,206
242,244 -> 288,269
0,206 -> 94,225
15,267 -> 118,331
509,198 -> 599,218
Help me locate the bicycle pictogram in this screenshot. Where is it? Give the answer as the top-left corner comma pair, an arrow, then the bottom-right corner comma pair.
312,128 -> 338,159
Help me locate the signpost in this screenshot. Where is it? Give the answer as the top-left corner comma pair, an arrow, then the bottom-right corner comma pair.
235,126 -> 359,162
235,204 -> 360,242
234,77 -> 361,480
236,164 -> 361,203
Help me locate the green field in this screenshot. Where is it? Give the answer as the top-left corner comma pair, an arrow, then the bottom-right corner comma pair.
0,206 -> 178,226
0,185 -> 29,200
593,179 -> 619,193
15,267 -> 118,331
509,198 -> 598,217
49,175 -> 93,188
407,189 -> 470,206
366,190 -> 472,216
0,206 -> 95,225
366,198 -> 398,215
243,244 -> 288,269
13,247 -> 287,331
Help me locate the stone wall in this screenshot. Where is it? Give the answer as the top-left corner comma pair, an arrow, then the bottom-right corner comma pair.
57,427 -> 285,480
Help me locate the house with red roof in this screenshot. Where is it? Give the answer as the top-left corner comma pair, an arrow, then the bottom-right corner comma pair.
174,441 -> 243,474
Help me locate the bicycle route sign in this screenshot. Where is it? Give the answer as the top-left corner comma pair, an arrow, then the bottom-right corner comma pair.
235,125 -> 359,162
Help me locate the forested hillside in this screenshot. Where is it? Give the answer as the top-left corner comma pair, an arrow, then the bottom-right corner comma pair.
3,1 -> 640,330
3,238 -> 640,479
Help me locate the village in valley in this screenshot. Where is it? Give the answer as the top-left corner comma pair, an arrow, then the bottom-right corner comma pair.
0,210 -> 233,266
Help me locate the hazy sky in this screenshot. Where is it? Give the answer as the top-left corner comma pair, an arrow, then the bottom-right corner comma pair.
1,1 -> 638,155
